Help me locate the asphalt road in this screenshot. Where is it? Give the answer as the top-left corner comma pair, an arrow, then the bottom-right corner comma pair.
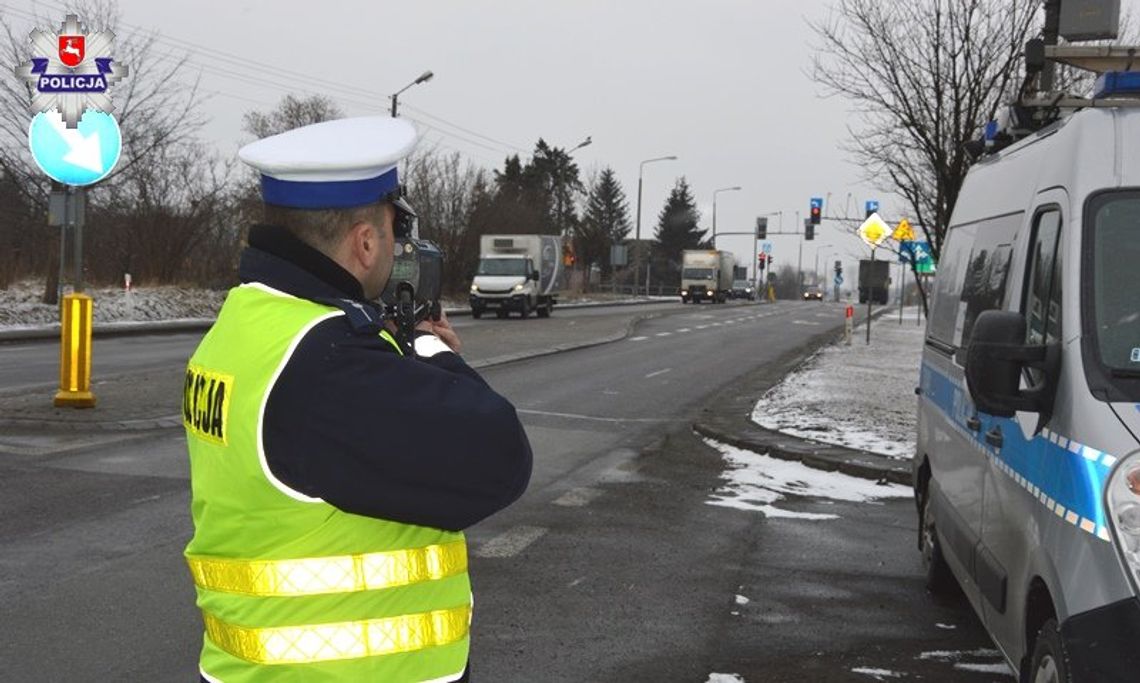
0,301 -> 1006,681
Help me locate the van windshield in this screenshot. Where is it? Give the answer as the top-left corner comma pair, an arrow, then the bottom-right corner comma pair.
683,268 -> 714,280
1087,193 -> 1140,400
477,258 -> 528,276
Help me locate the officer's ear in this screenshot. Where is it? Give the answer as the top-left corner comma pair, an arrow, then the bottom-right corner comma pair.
347,205 -> 393,269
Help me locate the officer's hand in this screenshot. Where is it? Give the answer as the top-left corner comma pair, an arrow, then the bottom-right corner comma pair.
415,311 -> 462,354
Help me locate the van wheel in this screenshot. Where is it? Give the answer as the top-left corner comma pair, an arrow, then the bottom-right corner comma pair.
495,309 -> 508,319
536,301 -> 551,318
920,489 -> 957,596
471,307 -> 483,320
1028,619 -> 1071,683
519,298 -> 531,319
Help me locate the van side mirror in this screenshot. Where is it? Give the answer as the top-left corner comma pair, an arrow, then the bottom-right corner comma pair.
531,270 -> 540,282
965,310 -> 1059,423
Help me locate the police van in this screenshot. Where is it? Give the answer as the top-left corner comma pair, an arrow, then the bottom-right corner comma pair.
914,74 -> 1140,681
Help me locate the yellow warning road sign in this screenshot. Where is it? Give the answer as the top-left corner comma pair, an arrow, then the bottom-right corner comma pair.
858,213 -> 891,247
892,218 -> 915,242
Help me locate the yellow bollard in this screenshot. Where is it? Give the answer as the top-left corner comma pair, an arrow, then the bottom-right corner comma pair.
54,292 -> 96,408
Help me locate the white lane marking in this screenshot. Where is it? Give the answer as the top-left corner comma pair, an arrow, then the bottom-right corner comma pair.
476,526 -> 547,558
677,328 -> 692,333
656,332 -> 672,337
553,487 -> 602,507
629,336 -> 649,341
696,325 -> 709,330
792,320 -> 821,326
645,367 -> 673,379
516,409 -> 671,424
568,576 -> 586,588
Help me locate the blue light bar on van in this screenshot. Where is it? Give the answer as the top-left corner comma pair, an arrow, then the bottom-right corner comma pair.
1093,71 -> 1140,99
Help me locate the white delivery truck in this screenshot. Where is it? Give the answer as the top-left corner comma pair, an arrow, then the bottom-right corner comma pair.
680,249 -> 734,303
469,234 -> 567,319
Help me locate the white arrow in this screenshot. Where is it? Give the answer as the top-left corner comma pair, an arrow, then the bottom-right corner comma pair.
44,111 -> 104,175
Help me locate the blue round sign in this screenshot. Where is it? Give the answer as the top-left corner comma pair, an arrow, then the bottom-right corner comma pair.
28,110 -> 121,186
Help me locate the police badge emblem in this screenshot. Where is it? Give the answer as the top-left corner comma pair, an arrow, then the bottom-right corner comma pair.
14,14 -> 128,128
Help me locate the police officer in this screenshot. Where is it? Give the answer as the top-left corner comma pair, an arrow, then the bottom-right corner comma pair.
183,116 -> 533,682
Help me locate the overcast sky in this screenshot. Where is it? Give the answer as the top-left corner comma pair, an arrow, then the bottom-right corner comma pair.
10,0 -> 1137,284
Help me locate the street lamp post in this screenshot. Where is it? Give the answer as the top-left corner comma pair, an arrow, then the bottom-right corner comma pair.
813,243 -> 833,282
554,136 -> 592,237
634,155 -> 677,296
711,186 -> 741,244
390,70 -> 434,117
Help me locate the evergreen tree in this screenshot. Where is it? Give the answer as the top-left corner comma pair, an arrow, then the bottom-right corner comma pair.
577,167 -> 631,279
652,177 -> 704,285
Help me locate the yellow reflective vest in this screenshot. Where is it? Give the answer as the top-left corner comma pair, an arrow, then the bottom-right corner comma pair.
184,283 -> 471,682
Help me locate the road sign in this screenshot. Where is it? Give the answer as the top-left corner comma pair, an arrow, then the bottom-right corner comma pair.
834,274 -> 844,287
865,200 -> 880,217
892,218 -> 915,242
610,244 -> 628,267
762,241 -> 772,254
912,241 -> 936,273
29,109 -> 121,186
858,213 -> 891,247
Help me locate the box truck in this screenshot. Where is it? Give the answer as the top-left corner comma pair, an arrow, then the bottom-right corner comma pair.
680,250 -> 734,303
469,235 -> 567,319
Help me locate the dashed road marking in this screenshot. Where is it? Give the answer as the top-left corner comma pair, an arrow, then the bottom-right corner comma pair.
677,328 -> 691,333
553,487 -> 603,507
476,526 -> 547,558
645,367 -> 673,379
656,332 -> 672,337
630,336 -> 649,341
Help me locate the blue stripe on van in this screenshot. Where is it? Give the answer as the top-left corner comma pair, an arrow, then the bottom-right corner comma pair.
921,362 -> 1113,542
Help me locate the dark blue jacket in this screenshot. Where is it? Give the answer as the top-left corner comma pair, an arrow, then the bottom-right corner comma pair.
241,225 -> 533,532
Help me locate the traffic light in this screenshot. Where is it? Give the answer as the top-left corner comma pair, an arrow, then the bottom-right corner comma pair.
865,199 -> 880,218
756,216 -> 768,239
834,259 -> 842,275
805,224 -> 815,241
757,253 -> 766,271
809,197 -> 822,225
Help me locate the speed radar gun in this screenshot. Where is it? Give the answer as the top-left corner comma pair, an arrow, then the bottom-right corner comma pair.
380,235 -> 444,347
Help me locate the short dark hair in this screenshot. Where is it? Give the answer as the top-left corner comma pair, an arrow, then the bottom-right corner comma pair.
262,202 -> 388,253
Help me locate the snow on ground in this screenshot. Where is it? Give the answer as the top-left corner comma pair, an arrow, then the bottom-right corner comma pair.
704,675 -> 745,683
752,307 -> 926,459
0,280 -> 226,328
703,437 -> 911,520
919,649 -> 1015,678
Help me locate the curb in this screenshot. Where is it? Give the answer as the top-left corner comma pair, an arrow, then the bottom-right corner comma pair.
0,298 -> 680,343
692,305 -> 914,486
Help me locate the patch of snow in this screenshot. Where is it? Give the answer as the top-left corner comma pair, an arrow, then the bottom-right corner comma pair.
705,675 -> 745,683
704,437 -> 911,519
851,669 -> 905,680
0,279 -> 225,328
734,594 -> 750,605
918,649 -> 1002,661
935,623 -> 957,630
752,307 -> 925,458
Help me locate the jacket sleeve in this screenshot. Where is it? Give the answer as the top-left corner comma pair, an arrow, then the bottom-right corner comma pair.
262,317 -> 533,531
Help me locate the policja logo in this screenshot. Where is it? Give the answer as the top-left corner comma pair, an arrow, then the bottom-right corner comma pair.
14,13 -> 129,128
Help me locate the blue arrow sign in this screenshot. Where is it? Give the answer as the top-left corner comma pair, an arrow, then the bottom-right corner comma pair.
865,199 -> 880,215
834,274 -> 844,286
29,110 -> 121,186
762,241 -> 773,254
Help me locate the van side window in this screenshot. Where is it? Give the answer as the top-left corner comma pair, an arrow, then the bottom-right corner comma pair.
928,225 -> 977,346
1024,209 -> 1063,383
955,244 -> 1014,366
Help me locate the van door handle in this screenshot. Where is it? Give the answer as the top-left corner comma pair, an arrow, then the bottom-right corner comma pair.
966,416 -> 982,432
985,426 -> 1004,449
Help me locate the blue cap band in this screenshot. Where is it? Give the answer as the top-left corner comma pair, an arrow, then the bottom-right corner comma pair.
260,167 -> 399,209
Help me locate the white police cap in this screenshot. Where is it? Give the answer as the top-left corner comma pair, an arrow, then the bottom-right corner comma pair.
238,116 -> 417,210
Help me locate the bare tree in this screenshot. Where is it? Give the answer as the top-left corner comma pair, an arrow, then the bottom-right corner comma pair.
810,0 -> 1040,263
0,1 -> 205,301
242,94 -> 344,140
404,146 -> 490,297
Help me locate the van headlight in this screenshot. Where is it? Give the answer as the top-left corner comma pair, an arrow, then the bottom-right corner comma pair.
470,284 -> 479,293
1106,451 -> 1140,593
513,283 -> 525,292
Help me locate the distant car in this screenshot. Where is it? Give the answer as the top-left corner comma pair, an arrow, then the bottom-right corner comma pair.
802,284 -> 824,301
730,280 -> 756,300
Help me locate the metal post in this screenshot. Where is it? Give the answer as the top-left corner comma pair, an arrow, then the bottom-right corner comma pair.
797,219 -> 805,293
634,172 -> 643,296
899,260 -> 905,325
1041,0 -> 1061,92
866,248 -> 875,344
71,187 -> 83,293
712,196 -> 717,244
